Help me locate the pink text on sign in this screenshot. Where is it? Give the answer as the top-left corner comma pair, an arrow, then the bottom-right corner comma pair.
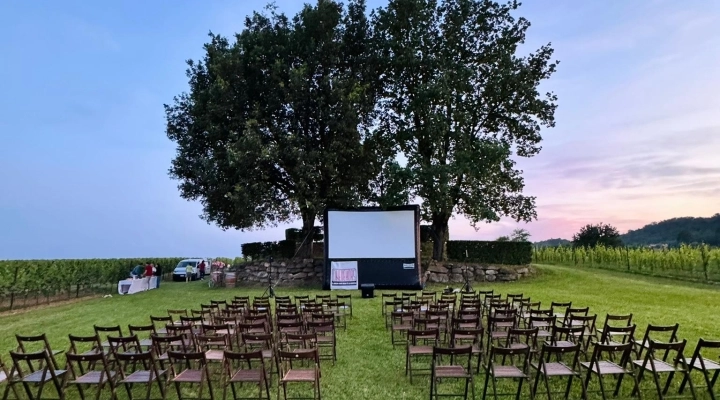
333,269 -> 356,282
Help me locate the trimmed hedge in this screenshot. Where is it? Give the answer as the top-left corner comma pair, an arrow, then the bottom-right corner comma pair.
446,241 -> 532,265
284,227 -> 324,242
241,240 -> 296,260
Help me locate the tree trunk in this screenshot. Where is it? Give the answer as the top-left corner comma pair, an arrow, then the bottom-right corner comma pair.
297,209 -> 317,259
430,213 -> 450,261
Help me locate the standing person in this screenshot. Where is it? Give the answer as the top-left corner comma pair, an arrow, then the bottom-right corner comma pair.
198,260 -> 206,279
144,262 -> 154,290
185,262 -> 193,282
131,264 -> 144,279
154,264 -> 162,288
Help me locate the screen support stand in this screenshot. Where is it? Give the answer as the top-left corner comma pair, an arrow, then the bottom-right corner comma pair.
261,257 -> 275,298
460,266 -> 473,293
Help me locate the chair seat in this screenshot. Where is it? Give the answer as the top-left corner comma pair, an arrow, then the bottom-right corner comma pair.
533,362 -> 576,376
230,369 -> 263,382
581,360 -> 628,375
23,369 -> 67,382
553,340 -> 576,348
282,369 -> 316,382
205,350 -> 224,361
393,325 -> 412,331
120,369 -> 167,384
139,339 -> 153,348
409,345 -> 434,355
173,369 -> 204,382
491,366 -> 527,378
686,357 -> 720,370
435,365 -> 471,378
632,359 -> 679,373
68,371 -> 115,384
261,350 -> 274,359
316,336 -> 334,343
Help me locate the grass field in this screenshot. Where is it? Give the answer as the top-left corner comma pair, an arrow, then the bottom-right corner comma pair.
2,264 -> 720,399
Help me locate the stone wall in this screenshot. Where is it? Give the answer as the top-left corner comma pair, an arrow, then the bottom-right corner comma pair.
235,259 -> 324,286
233,259 -> 533,286
424,261 -> 533,283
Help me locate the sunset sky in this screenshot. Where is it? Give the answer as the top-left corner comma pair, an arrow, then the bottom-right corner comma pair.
1,0 -> 718,259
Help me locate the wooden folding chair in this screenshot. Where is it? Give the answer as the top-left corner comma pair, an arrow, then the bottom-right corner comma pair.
483,345 -> 531,400
405,329 -> 439,383
680,338 -> 720,399
3,350 -> 67,400
531,342 -> 587,400
632,339 -> 696,399
430,346 -> 475,400
63,352 -> 117,400
222,350 -> 270,400
115,351 -> 167,400
0,355 -> 20,400
277,350 -> 320,400
166,351 -> 214,400
16,334 -> 64,371
580,341 -> 640,400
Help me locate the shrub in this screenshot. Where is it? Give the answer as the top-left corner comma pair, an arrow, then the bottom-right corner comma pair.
241,240 -> 299,260
420,225 -> 433,242
446,241 -> 532,265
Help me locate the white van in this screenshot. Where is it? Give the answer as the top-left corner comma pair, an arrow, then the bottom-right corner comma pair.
172,258 -> 208,281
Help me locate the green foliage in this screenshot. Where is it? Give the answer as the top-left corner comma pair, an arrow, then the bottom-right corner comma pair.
0,258 -> 184,300
285,228 -> 302,242
573,223 -> 623,248
372,0 -> 558,260
241,240 -> 297,260
510,228 -> 531,242
534,238 -> 571,247
446,241 -> 532,265
165,0 -> 387,257
622,213 -> 720,246
533,244 -> 720,282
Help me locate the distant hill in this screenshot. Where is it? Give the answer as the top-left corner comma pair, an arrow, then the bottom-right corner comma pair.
621,213 -> 720,246
534,238 -> 571,247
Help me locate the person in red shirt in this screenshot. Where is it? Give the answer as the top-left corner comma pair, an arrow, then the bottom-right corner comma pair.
198,261 -> 206,279
144,262 -> 154,288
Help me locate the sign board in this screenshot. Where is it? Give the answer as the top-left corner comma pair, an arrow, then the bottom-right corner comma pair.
403,263 -> 415,270
330,261 -> 359,290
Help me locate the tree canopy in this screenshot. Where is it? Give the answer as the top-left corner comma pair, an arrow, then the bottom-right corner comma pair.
372,0 -> 558,260
166,0 -> 558,260
572,223 -> 623,248
165,0 -> 385,257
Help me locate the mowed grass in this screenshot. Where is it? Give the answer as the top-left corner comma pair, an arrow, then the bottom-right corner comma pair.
1,264 -> 720,399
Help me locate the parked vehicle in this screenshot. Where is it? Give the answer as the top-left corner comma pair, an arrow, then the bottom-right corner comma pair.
172,258 -> 208,281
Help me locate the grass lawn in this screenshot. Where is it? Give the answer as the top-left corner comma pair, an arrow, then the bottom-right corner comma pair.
1,264 -> 720,399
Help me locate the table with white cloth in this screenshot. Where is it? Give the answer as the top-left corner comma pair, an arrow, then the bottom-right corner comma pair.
117,277 -> 157,295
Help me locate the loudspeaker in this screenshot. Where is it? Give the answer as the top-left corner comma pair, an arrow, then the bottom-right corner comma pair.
361,283 -> 375,298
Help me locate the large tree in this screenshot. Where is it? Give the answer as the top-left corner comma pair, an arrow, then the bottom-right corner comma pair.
573,223 -> 623,248
373,0 -> 558,260
165,0 -> 384,257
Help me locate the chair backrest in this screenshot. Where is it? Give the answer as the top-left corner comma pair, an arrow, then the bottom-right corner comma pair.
115,351 -> 161,377
600,323 -> 636,345
537,342 -> 582,368
15,333 -> 60,369
488,345 -> 530,368
284,332 -> 317,349
641,339 -> 688,369
128,324 -> 155,338
637,323 -> 680,359
451,328 -> 484,347
488,315 -> 517,330
9,350 -> 62,379
277,349 -> 319,373
602,313 -> 633,328
550,325 -> 585,345
223,350 -> 265,374
507,327 -> 539,349
107,335 -> 142,355
66,350 -> 114,379
588,341 -> 634,368
151,333 -> 189,354
68,334 -> 102,354
550,302 -> 572,315
167,309 -> 188,318
407,329 -> 440,345
307,320 -> 335,335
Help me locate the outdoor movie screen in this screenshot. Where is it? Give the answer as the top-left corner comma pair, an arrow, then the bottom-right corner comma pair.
327,209 -> 417,259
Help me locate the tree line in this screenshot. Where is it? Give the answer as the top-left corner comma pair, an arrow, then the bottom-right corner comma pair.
165,0 -> 558,260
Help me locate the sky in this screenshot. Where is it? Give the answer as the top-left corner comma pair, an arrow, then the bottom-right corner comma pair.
1,0 -> 719,259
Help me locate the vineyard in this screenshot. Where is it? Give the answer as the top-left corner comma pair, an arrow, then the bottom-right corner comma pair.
533,244 -> 720,282
0,258 -> 185,311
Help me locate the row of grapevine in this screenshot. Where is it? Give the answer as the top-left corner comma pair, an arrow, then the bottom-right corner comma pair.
0,258 -> 185,310
533,245 -> 720,281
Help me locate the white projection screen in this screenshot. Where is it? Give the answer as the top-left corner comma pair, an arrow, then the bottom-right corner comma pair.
327,209 -> 417,259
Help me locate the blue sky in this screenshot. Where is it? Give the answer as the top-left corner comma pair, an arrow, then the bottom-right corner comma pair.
1,0 -> 719,259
